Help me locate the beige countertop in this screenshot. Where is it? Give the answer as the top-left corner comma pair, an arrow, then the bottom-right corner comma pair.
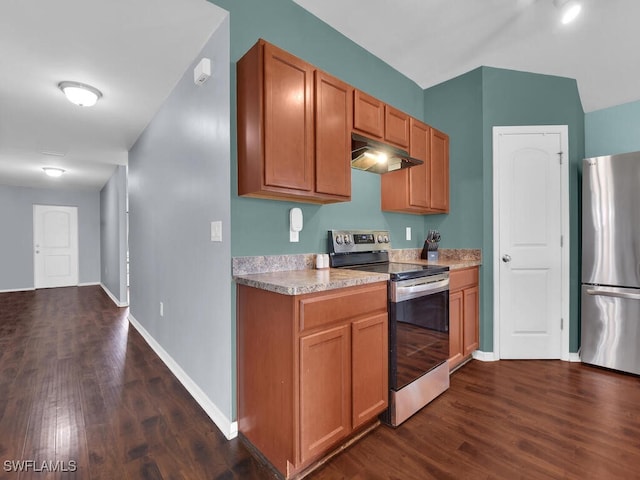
233,248 -> 481,295
234,268 -> 389,296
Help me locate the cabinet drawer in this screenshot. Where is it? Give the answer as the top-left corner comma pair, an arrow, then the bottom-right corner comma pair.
299,282 -> 387,332
449,267 -> 478,292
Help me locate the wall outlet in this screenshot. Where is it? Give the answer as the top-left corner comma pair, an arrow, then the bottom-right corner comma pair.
160,302 -> 164,317
406,227 -> 412,241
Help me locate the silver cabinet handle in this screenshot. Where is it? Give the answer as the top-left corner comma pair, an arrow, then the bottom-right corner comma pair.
586,289 -> 640,300
502,254 -> 512,263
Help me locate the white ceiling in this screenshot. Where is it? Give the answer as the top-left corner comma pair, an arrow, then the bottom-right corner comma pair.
0,0 -> 226,191
2,0 -> 638,191
293,0 -> 640,113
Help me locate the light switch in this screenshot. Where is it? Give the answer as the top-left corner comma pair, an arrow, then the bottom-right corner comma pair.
406,227 -> 412,241
211,221 -> 222,242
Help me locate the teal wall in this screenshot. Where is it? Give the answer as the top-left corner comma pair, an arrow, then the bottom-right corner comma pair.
210,0 -> 428,258
482,68 -> 585,353
423,68 -> 486,343
424,67 -> 585,353
207,3 -> 602,421
423,68 -> 484,248
585,99 -> 640,157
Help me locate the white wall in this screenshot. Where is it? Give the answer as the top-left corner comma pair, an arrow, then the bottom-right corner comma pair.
0,185 -> 101,291
127,15 -> 233,436
100,165 -> 128,305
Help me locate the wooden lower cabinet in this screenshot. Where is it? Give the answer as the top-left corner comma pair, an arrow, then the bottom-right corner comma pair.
351,314 -> 388,429
299,324 -> 351,463
237,282 -> 388,478
448,267 -> 480,371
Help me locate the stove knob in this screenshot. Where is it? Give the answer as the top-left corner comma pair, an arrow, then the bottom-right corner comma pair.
377,234 -> 384,243
335,235 -> 343,245
384,235 -> 390,243
344,235 -> 352,244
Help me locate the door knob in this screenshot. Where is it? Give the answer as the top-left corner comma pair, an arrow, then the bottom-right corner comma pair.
502,254 -> 512,263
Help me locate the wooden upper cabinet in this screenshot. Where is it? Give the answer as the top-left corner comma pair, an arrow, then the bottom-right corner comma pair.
237,39 -> 350,204
408,119 -> 430,209
353,91 -> 410,149
429,127 -> 450,213
384,105 -> 410,149
263,42 -> 314,192
353,90 -> 384,139
315,71 -> 352,198
381,117 -> 450,215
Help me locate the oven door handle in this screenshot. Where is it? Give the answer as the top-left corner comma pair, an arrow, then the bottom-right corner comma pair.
393,278 -> 449,302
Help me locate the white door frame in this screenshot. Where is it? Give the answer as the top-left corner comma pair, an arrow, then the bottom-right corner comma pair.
492,125 -> 570,361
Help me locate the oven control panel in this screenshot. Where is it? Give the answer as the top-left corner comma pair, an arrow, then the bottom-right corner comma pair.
329,229 -> 390,254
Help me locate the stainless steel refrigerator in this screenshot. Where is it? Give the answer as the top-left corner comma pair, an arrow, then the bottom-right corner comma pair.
582,152 -> 640,375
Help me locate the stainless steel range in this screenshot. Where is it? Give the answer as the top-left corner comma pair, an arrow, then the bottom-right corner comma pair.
329,229 -> 450,427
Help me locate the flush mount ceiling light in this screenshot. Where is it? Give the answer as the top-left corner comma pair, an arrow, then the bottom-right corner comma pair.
554,0 -> 582,24
43,167 -> 65,178
58,81 -> 102,107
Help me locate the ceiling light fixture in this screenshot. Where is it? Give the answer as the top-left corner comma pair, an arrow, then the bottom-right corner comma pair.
554,0 -> 582,25
58,81 -> 103,107
43,167 -> 65,178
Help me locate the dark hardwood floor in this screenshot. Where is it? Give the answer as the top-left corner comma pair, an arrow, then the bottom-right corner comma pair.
0,286 -> 272,480
2,286 -> 639,479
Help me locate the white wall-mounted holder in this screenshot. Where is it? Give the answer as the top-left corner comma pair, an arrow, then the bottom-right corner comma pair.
194,58 -> 211,86
289,207 -> 303,242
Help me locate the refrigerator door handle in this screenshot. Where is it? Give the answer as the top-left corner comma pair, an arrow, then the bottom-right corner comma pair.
586,288 -> 640,301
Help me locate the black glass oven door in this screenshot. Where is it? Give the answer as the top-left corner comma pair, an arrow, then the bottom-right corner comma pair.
389,289 -> 449,390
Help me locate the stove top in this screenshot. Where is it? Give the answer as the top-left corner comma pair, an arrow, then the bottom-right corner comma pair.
341,261 -> 448,281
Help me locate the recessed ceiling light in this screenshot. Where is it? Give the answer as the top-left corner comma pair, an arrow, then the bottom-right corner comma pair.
58,81 -> 103,107
43,167 -> 65,178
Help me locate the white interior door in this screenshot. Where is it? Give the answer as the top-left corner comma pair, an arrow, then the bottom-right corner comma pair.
493,126 -> 569,359
33,205 -> 79,288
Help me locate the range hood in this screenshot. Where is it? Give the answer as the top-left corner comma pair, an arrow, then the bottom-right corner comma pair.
351,133 -> 423,174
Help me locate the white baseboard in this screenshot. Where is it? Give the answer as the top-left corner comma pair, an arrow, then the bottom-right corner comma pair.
472,350 -> 498,362
472,350 -> 582,363
127,313 -> 237,440
0,287 -> 36,293
100,283 -> 129,307
568,352 -> 581,362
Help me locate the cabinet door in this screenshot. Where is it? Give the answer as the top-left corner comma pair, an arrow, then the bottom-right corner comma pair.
315,71 -> 352,198
408,119 -> 430,209
463,286 -> 480,356
384,105 -> 410,149
263,42 -> 314,192
299,325 -> 351,463
353,90 -> 384,139
430,128 -> 450,212
448,290 -> 464,370
352,313 -> 388,429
